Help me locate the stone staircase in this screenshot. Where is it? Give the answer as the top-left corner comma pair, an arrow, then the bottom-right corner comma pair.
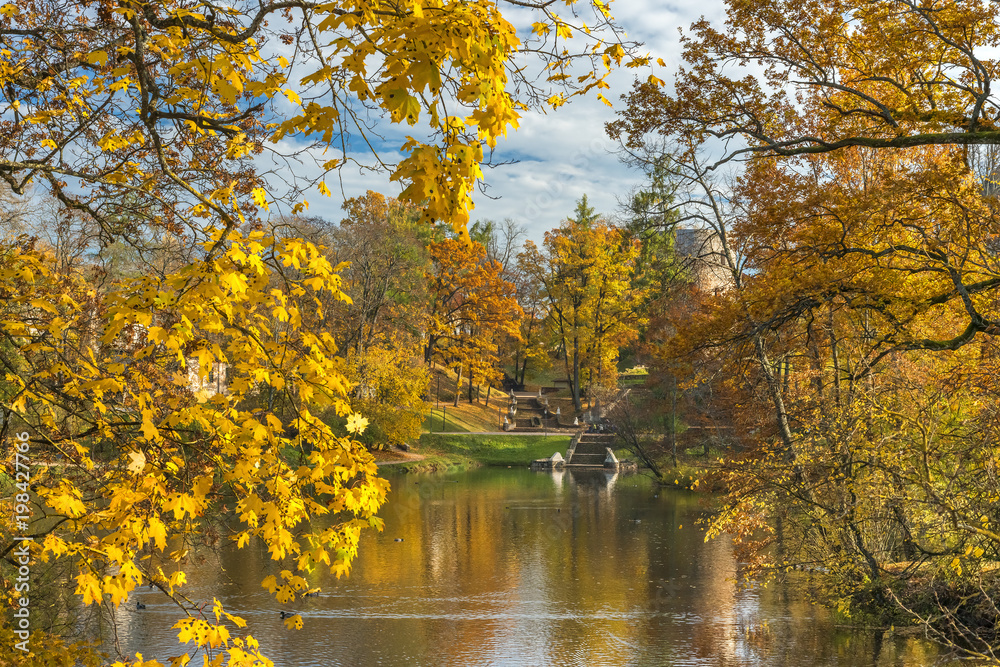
505,392 -> 576,432
567,432 -> 616,466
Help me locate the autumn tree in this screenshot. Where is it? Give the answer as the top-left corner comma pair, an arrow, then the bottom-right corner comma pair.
469,218 -> 549,389
1,232 -> 389,666
520,199 -> 645,412
611,0 -> 1000,350
510,253 -> 553,389
327,192 -> 430,356
424,237 -> 522,405
248,201 -> 431,450
469,218 -> 526,275
327,192 -> 431,448
735,146 -> 1000,642
636,141 -> 1000,655
603,2 -> 1000,654
612,1 -> 1000,162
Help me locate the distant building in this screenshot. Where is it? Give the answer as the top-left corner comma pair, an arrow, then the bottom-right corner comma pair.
107,320 -> 230,398
674,227 -> 732,293
187,357 -> 229,398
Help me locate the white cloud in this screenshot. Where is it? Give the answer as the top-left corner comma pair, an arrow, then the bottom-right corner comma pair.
262,1 -> 724,242
462,1 -> 723,242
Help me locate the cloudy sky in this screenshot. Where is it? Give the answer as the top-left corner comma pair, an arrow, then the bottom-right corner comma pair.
295,0 -> 727,244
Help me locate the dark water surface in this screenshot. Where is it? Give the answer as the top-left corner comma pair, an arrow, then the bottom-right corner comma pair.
112,467 -> 946,666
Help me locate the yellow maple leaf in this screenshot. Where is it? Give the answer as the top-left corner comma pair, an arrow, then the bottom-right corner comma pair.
345,412 -> 369,434
147,517 -> 167,550
251,187 -> 269,211
76,572 -> 103,605
85,50 -> 108,66
127,450 -> 147,474
140,410 -> 160,441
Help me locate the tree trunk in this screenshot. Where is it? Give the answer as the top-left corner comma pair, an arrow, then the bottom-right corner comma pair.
467,365 -> 475,403
669,374 -> 678,466
571,336 -> 582,412
808,338 -> 824,400
560,332 -> 573,401
829,304 -> 841,407
754,335 -> 795,452
454,365 -> 462,407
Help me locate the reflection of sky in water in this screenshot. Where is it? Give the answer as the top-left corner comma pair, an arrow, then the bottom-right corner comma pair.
108,468 -> 948,666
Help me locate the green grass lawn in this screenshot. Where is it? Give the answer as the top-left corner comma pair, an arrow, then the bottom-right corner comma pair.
421,408 -> 472,432
410,433 -> 571,468
392,431 -> 717,487
517,364 -> 567,391
421,405 -> 501,433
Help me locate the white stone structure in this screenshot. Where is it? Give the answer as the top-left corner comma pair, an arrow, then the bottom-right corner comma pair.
674,227 -> 732,293
186,358 -> 229,397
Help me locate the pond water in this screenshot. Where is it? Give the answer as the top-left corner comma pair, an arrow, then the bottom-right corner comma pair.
111,467 -> 947,666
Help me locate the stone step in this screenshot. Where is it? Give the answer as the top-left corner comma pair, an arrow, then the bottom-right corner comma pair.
576,436 -> 614,444
568,453 -> 607,465
514,417 -> 564,429
577,439 -> 614,447
570,449 -> 607,458
573,444 -> 609,455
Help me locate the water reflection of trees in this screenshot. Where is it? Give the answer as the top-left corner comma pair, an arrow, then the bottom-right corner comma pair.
108,469 -> 950,665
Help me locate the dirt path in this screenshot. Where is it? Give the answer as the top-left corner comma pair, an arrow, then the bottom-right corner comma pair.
374,451 -> 427,466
